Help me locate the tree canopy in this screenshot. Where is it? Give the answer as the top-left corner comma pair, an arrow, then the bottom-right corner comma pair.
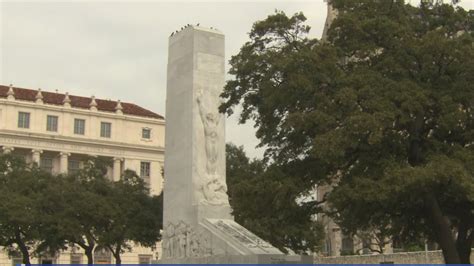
0,155 -> 162,265
95,169 -> 163,265
0,155 -> 63,264
226,143 -> 324,254
221,1 -> 473,263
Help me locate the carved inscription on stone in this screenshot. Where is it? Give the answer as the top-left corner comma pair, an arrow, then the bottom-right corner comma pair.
215,220 -> 254,246
210,219 -> 273,250
227,221 -> 272,249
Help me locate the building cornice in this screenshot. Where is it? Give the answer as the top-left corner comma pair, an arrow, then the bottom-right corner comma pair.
0,98 -> 165,125
0,130 -> 164,160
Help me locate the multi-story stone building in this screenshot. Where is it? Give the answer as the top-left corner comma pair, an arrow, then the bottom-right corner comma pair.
316,185 -> 395,257
0,84 -> 165,265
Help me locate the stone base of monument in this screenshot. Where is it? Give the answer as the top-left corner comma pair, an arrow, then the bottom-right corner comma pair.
159,254 -> 313,264
159,219 -> 312,264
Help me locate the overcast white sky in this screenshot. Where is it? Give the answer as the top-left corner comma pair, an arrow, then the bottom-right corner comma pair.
1,0 -> 473,158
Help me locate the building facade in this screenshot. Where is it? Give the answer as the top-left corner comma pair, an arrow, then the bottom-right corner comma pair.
0,84 -> 165,265
316,184 -> 395,257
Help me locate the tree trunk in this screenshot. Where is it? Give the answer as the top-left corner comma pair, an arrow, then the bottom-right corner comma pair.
408,115 -> 462,264
84,247 -> 94,265
456,225 -> 473,264
457,241 -> 471,264
425,194 -> 460,264
110,245 -> 122,266
114,252 -> 122,266
15,229 -> 31,265
80,234 -> 96,265
19,243 -> 31,265
77,242 -> 95,265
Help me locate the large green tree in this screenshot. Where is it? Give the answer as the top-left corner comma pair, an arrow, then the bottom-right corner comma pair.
59,159 -> 162,265
221,1 -> 473,264
0,155 -> 162,265
97,170 -> 162,265
56,157 -> 114,265
0,155 -> 65,264
226,143 -> 324,253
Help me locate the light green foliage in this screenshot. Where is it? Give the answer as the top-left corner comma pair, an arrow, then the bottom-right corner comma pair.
221,1 -> 473,263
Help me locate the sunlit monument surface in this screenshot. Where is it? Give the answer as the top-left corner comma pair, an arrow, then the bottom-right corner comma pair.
161,26 -> 310,264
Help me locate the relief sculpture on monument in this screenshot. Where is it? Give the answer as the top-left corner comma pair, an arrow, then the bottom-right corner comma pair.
162,221 -> 213,259
196,89 -> 229,206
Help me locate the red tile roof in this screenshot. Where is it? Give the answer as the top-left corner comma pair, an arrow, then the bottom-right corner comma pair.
0,85 -> 164,120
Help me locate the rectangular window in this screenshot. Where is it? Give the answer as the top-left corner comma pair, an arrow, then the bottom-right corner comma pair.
40,157 -> 53,173
140,162 -> 151,188
74,119 -> 85,135
138,255 -> 152,264
100,122 -> 111,138
70,254 -> 82,264
324,239 -> 332,256
68,160 -> 81,174
142,128 -> 151,139
341,236 -> 354,254
140,162 -> 150,178
46,115 -> 58,132
39,258 -> 55,265
18,112 -> 30,128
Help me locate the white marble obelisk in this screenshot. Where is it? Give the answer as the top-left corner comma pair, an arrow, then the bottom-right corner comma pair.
162,26 -> 304,264
164,25 -> 232,228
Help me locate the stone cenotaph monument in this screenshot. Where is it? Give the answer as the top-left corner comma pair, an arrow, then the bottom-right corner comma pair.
162,25 -> 309,264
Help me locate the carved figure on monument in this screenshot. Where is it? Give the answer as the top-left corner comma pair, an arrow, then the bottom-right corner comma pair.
197,230 -> 212,257
185,224 -> 192,257
162,232 -> 171,258
170,224 -> 178,258
177,223 -> 187,257
196,89 -> 220,175
162,223 -> 175,258
164,221 -> 207,259
178,233 -> 186,257
196,89 -> 230,205
202,175 -> 228,205
189,230 -> 200,257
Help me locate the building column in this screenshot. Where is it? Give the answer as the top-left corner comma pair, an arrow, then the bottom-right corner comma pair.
113,157 -> 123,181
59,152 -> 70,174
123,158 -> 136,172
2,146 -> 14,154
31,149 -> 43,165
